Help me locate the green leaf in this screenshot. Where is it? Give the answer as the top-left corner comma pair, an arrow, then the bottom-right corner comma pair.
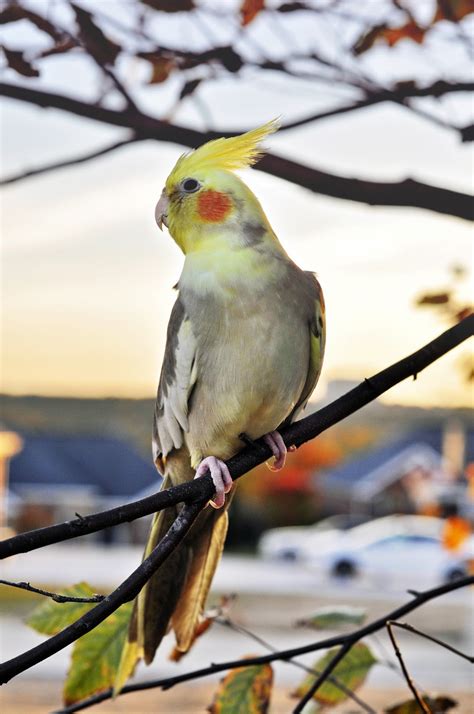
64,601 -> 133,705
296,606 -> 367,630
293,642 -> 377,706
385,695 -> 458,714
209,659 -> 273,713
26,582 -> 97,635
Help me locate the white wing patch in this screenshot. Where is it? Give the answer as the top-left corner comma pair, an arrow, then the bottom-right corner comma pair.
153,317 -> 198,462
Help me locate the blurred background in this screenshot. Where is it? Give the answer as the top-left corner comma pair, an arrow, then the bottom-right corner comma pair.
1,1 -> 473,711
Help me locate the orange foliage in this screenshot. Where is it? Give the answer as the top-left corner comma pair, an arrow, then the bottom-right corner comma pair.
442,516 -> 471,551
240,0 -> 265,26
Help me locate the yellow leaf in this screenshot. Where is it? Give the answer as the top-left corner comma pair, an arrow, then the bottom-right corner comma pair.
292,643 -> 376,706
209,658 -> 273,713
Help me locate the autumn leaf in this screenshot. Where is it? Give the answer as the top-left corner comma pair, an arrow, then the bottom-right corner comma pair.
3,47 -> 39,78
26,582 -> 97,635
241,0 -> 265,27
143,56 -> 175,84
141,0 -> 195,11
416,292 -> 451,306
353,21 -> 425,54
386,694 -> 457,714
434,0 -> 474,23
63,601 -> 133,704
169,595 -> 236,662
296,606 -> 367,630
292,643 -> 377,706
209,659 -> 273,713
71,4 -> 121,66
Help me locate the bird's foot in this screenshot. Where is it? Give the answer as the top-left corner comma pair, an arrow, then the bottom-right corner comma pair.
194,456 -> 233,509
263,430 -> 289,471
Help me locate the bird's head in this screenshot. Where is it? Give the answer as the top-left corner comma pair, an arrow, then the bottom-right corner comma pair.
155,119 -> 280,254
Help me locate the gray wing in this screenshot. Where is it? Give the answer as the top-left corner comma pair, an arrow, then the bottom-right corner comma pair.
286,272 -> 326,424
152,296 -> 198,467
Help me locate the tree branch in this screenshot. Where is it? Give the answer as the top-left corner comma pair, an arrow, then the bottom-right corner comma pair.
0,499 -> 205,684
389,620 -> 474,663
0,81 -> 471,220
0,136 -> 141,186
1,314 -> 472,561
0,579 -> 104,604
51,576 -> 474,714
386,621 -> 431,713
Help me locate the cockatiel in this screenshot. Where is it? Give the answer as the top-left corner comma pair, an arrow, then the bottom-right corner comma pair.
115,119 -> 325,689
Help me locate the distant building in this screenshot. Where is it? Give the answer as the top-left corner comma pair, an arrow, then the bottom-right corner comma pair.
7,433 -> 161,544
318,424 -> 474,519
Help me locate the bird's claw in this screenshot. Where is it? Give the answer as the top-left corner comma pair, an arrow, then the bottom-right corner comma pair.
194,456 -> 233,509
263,430 -> 287,471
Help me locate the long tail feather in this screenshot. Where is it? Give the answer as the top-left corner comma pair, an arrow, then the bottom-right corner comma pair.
172,510 -> 228,652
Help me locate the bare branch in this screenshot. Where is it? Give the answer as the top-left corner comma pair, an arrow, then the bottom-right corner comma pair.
1,314 -> 472,561
386,621 -> 431,713
0,136 -> 141,186
50,576 -> 474,714
0,579 -> 104,604
0,81 -> 472,220
218,617 -> 376,714
389,621 -> 474,664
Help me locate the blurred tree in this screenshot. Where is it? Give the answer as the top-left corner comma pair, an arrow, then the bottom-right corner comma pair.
0,0 -> 473,220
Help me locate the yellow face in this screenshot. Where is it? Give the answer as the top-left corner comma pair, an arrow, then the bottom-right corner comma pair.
154,120 -> 280,254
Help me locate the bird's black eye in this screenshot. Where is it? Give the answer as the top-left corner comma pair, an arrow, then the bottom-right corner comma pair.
181,178 -> 200,193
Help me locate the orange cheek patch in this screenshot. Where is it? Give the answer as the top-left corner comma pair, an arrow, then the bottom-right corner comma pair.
197,190 -> 232,223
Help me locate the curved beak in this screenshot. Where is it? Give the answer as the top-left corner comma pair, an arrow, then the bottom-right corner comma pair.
155,190 -> 169,231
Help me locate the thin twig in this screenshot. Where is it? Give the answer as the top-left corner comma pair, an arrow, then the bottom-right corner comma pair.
389,620 -> 474,664
49,576 -> 474,714
1,315 -> 472,561
386,621 -> 431,714
217,617 -> 375,714
0,136 -> 141,186
0,579 -> 104,604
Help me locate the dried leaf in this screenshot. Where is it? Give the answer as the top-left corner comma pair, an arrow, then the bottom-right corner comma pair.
26,582 -> 98,635
353,21 -> 425,54
241,0 -> 265,26
296,606 -> 367,630
209,659 -> 273,713
434,0 -> 474,23
169,616 -> 213,662
386,695 -> 457,714
416,292 -> 451,306
64,602 -> 133,704
141,0 -> 195,10
292,643 -> 377,706
145,56 -> 175,83
3,47 -> 39,78
71,4 -> 121,66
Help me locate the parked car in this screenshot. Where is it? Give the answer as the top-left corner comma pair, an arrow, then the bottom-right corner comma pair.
304,515 -> 473,588
258,514 -> 368,561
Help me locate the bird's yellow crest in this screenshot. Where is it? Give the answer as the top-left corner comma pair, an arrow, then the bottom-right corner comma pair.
168,118 -> 280,186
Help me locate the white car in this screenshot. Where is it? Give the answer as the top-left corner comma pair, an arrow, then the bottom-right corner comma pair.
258,515 -> 366,561
304,515 -> 473,588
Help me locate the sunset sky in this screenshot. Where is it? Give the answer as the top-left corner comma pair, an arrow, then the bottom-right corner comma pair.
1,3 -> 472,408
